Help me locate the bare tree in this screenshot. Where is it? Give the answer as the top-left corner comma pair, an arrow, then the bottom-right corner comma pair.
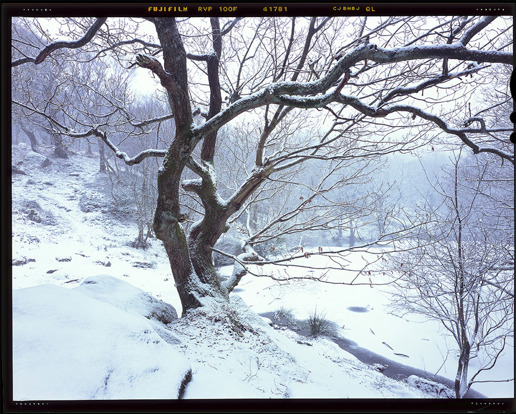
124,98 -> 170,248
386,149 -> 514,398
11,16 -> 513,314
11,19 -> 67,156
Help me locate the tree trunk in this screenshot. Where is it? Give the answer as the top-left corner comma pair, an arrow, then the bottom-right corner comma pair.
349,220 -> 356,247
20,125 -> 40,153
150,17 -> 269,313
99,140 -> 106,172
51,132 -> 68,158
161,231 -> 208,312
53,143 -> 68,158
153,135 -> 219,314
454,342 -> 470,398
336,218 -> 343,246
188,206 -> 231,298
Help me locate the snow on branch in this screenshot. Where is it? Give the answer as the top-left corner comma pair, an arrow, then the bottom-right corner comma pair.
194,41 -> 512,142
226,164 -> 275,210
462,117 -> 487,131
85,128 -> 167,165
130,113 -> 174,128
181,178 -> 203,193
182,158 -> 213,194
367,43 -> 512,65
459,16 -> 498,46
12,18 -> 108,67
186,53 -> 211,61
217,245 -> 264,293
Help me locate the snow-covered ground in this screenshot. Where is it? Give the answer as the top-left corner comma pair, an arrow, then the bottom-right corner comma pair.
11,145 -> 514,400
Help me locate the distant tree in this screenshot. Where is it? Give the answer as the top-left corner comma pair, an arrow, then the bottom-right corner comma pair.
12,16 -> 513,315
125,98 -> 170,248
387,149 -> 514,398
11,19 -> 64,155
19,124 -> 40,153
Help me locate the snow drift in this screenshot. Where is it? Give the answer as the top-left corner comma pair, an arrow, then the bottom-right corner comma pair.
13,278 -> 190,400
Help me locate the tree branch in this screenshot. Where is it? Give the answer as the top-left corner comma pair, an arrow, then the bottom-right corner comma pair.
459,16 -> 498,46
266,93 -> 514,164
186,52 -> 210,61
130,113 -> 174,128
220,17 -> 242,36
91,128 -> 167,165
12,18 -> 107,67
200,17 -> 223,163
135,54 -> 175,93
479,277 -> 514,298
379,64 -> 485,106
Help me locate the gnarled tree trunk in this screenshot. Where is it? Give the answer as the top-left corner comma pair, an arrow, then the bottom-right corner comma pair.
148,18 -> 230,314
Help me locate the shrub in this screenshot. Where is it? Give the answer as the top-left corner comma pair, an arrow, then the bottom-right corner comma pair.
307,308 -> 333,337
273,306 -> 295,324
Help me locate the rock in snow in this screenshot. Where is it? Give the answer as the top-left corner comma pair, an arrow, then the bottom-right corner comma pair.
13,278 -> 189,400
407,375 -> 454,398
75,275 -> 178,323
12,165 -> 27,175
12,256 -> 36,266
22,200 -> 56,226
20,151 -> 52,170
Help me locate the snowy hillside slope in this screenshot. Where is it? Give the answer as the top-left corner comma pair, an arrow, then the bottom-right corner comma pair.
10,144 -> 512,400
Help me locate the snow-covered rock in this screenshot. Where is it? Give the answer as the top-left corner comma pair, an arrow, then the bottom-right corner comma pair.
13,282 -> 189,400
21,151 -> 49,169
75,275 -> 178,323
21,200 -> 56,225
12,165 -> 27,175
12,256 -> 36,266
407,375 -> 455,398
